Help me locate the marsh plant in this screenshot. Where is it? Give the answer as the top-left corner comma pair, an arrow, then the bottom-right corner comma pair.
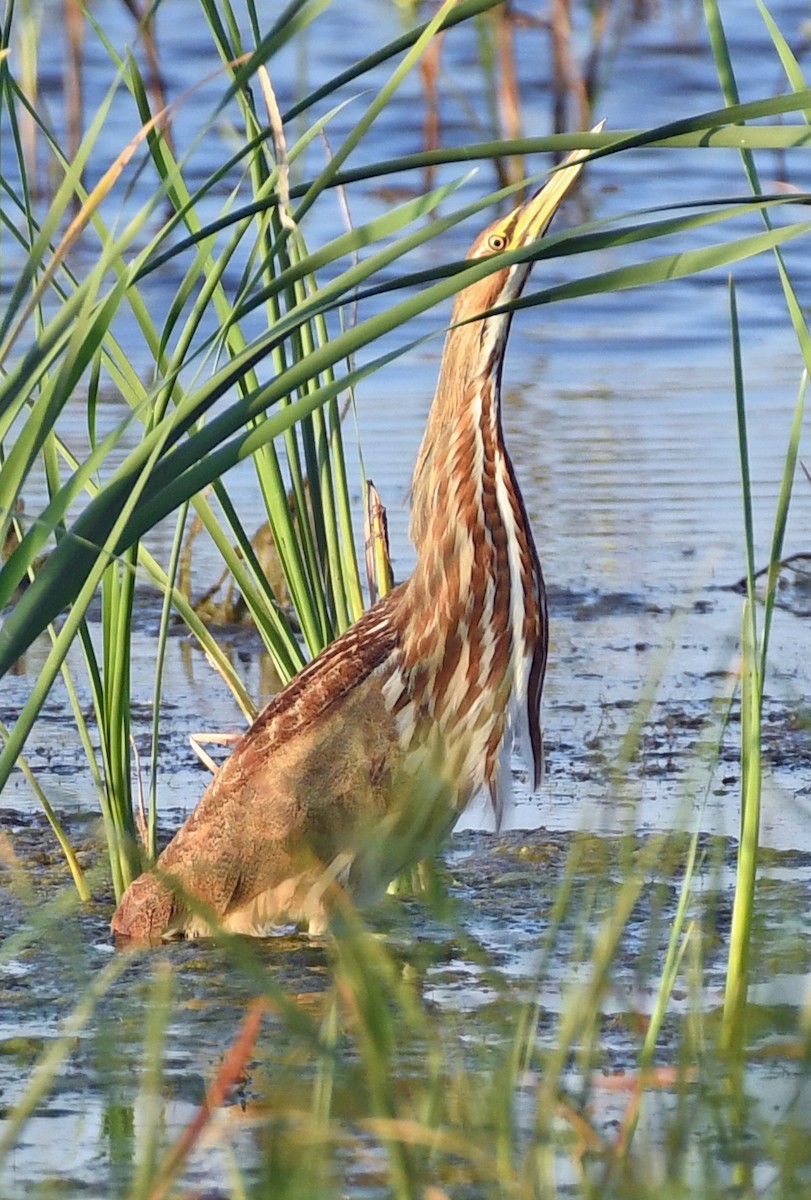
0,0 -> 810,1195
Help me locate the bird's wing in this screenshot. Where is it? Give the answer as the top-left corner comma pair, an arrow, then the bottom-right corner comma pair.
112,586 -> 407,939
227,582 -> 405,768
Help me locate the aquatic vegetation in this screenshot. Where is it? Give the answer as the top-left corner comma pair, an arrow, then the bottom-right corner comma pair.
0,0 -> 810,1195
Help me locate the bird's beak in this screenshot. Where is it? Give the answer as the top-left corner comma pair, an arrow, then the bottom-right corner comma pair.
512,121 -> 605,245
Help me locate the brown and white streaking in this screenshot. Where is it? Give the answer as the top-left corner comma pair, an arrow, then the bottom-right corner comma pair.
111,143 -> 592,942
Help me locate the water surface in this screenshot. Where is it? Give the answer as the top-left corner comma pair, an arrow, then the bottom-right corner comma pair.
3,1 -> 811,1195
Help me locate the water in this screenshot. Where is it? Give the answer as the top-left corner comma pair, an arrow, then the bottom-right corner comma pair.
3,0 -> 811,1195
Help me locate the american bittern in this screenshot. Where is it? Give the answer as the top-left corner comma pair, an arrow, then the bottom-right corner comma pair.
112,143 -> 591,942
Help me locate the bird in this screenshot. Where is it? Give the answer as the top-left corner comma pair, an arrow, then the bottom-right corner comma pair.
111,141 -> 592,942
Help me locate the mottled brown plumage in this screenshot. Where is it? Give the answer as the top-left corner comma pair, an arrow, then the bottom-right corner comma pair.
112,144 -> 592,942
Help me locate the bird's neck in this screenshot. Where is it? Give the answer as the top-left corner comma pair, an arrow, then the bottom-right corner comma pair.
402,311 -> 529,669
385,312 -> 545,809
387,312 -> 538,806
409,316 -> 511,554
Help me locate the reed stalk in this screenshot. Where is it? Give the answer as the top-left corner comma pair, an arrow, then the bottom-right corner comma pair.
0,5 -> 810,1195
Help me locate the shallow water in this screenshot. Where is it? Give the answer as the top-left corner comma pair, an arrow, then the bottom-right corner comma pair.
3,0 -> 811,1195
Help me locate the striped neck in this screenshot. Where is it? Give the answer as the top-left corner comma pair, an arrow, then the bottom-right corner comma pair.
409,309 -> 514,552
394,308 -> 546,808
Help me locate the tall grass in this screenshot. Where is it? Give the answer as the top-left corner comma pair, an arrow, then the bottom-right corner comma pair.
2,1 -> 811,891
0,0 -> 810,1196
703,0 -> 810,1054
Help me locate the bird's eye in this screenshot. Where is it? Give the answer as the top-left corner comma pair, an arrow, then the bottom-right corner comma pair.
488,233 -> 507,252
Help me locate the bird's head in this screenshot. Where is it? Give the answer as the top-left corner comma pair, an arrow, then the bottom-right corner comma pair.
452,133 -> 599,326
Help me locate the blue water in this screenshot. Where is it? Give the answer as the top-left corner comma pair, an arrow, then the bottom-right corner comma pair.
8,0 -> 809,837
2,2 -> 811,1194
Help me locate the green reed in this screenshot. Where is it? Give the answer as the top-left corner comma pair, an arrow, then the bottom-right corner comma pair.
0,0 -> 811,1195
701,0 -> 810,1055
